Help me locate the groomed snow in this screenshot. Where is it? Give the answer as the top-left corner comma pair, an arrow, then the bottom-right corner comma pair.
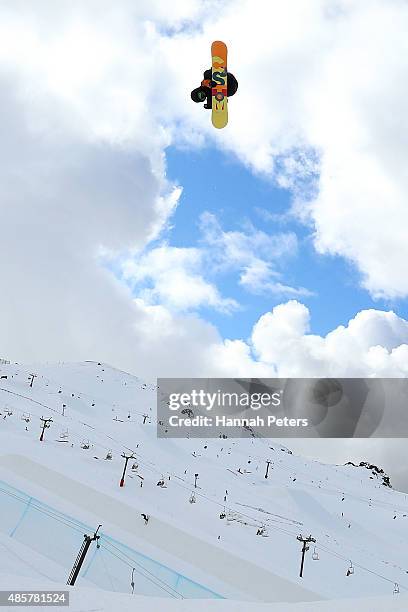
0,572 -> 407,612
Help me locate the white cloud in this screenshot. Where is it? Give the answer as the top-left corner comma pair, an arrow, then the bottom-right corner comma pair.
199,212 -> 310,297
136,299 -> 407,380
118,211 -> 307,314
121,245 -> 238,313
250,301 -> 408,377
0,0 -> 185,371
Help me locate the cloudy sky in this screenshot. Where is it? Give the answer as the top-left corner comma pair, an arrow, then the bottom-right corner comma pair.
1,0 -> 408,487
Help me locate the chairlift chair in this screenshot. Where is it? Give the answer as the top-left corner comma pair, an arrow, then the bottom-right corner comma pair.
312,547 -> 319,560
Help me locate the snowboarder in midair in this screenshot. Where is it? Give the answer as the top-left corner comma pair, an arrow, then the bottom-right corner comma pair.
191,68 -> 238,110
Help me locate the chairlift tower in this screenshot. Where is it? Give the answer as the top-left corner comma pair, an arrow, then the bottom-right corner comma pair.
296,534 -> 316,577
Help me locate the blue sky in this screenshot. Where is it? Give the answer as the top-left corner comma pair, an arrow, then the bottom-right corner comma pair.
164,144 -> 408,341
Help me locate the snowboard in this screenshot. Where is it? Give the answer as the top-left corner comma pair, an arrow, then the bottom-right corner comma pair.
211,41 -> 228,129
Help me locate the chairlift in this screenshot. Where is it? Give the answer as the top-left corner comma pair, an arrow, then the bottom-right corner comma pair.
105,450 -> 113,460
81,440 -> 90,449
346,561 -> 354,576
21,412 -> 30,423
394,582 -> 400,594
312,546 -> 319,561
189,492 -> 196,504
59,429 -> 69,441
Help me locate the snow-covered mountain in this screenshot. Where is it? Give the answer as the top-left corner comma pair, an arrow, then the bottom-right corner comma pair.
0,361 -> 407,611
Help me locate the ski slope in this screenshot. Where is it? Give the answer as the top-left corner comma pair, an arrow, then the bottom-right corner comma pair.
1,572 -> 408,612
0,361 -> 407,609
